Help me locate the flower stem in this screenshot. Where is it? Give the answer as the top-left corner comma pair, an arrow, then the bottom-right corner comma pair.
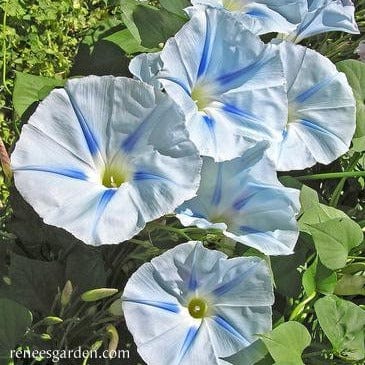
289,292 -> 316,321
150,223 -> 191,240
297,171 -> 365,181
329,153 -> 361,207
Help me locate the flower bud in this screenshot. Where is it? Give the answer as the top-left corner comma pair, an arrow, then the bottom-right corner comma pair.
81,288 -> 118,302
61,280 -> 73,307
106,324 -> 119,357
42,316 -> 63,326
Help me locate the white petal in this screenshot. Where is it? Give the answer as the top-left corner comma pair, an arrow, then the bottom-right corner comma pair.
12,76 -> 201,245
293,0 -> 359,42
276,42 -> 356,170
130,8 -> 287,161
205,305 -> 272,357
176,146 -> 300,255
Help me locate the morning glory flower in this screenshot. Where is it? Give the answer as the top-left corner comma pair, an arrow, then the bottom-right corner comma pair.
284,0 -> 359,43
11,76 -> 201,246
123,241 -> 274,365
190,0 -> 298,35
276,41 -> 356,171
176,144 -> 300,255
130,7 -> 287,162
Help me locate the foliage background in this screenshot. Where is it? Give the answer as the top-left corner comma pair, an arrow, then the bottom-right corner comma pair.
0,0 -> 364,364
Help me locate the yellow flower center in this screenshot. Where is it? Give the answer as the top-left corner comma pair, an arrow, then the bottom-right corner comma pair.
101,154 -> 133,188
188,297 -> 209,319
191,82 -> 216,111
223,0 -> 248,11
102,168 -> 127,188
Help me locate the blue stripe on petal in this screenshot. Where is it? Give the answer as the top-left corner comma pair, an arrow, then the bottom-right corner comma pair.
295,77 -> 333,103
212,262 -> 259,297
211,164 -> 223,206
217,56 -> 268,87
240,226 -> 262,235
232,191 -> 256,211
178,326 -> 200,362
245,9 -> 267,18
188,274 -> 198,291
299,119 -> 339,140
92,189 -> 116,238
223,103 -> 261,124
124,299 -> 181,313
157,76 -> 191,96
198,16 -> 211,78
203,115 -> 215,130
66,92 -> 100,156
121,126 -> 145,153
134,171 -> 171,183
15,166 -> 88,180
213,315 -> 250,346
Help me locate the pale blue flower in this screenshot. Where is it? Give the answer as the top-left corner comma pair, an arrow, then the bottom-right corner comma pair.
190,1 -> 298,35
123,241 -> 274,365
285,0 -> 359,43
130,7 -> 287,162
11,76 -> 201,246
276,41 -> 356,171
176,144 -> 300,255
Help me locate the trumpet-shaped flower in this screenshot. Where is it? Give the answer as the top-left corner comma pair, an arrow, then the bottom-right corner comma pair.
11,76 -> 201,246
276,42 -> 356,171
123,241 -> 274,365
130,7 -> 287,162
284,0 -> 359,43
190,1 -> 298,35
176,144 -> 300,255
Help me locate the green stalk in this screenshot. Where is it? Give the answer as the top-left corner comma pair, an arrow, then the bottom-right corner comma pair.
329,153 -> 361,207
297,171 -> 365,181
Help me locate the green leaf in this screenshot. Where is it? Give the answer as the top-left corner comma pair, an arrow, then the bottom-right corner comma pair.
302,257 -> 337,296
8,253 -> 64,314
271,235 -> 311,298
341,262 -> 365,274
299,185 -> 319,212
334,274 -> 365,296
314,295 -> 365,361
104,28 -> 157,54
13,72 -> 64,117
261,321 -> 311,365
133,5 -> 187,48
308,217 -> 363,270
71,19 -> 131,77
299,203 -> 348,232
336,60 -> 365,152
159,0 -> 190,17
120,0 -> 143,42
223,340 -> 268,365
0,298 -> 32,360
65,246 -> 107,295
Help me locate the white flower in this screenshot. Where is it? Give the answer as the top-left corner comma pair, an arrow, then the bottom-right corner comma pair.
191,0 -> 297,35
130,7 -> 287,162
286,0 -> 359,43
123,242 -> 274,365
11,76 -> 201,245
276,41 -> 356,170
176,143 -> 300,255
